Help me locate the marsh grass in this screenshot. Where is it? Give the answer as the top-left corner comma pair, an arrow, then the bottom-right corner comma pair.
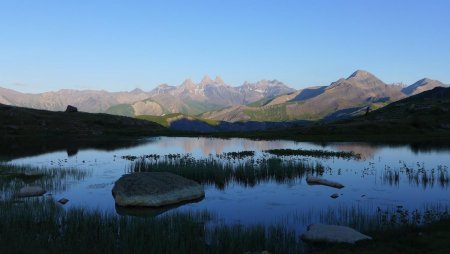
0,199 -> 303,254
129,154 -> 326,189
264,148 -> 361,160
0,163 -> 91,200
382,164 -> 449,189
285,203 -> 450,234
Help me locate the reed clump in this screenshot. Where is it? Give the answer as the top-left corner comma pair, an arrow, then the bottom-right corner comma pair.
264,149 -> 361,160
129,154 -> 325,189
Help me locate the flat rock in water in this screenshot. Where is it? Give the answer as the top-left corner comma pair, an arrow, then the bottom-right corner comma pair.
306,175 -> 344,189
17,186 -> 46,197
112,172 -> 205,207
330,193 -> 339,199
58,198 -> 69,205
302,224 -> 372,244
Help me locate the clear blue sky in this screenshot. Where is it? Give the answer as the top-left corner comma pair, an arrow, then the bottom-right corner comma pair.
0,0 -> 449,93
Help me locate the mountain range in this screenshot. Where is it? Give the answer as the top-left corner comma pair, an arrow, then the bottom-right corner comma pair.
200,71 -> 447,122
0,70 -> 447,122
0,75 -> 294,116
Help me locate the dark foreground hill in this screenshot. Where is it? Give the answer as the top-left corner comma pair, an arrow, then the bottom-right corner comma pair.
0,104 -> 166,138
299,87 -> 450,140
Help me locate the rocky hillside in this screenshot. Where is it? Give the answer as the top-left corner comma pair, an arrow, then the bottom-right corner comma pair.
201,70 -> 448,122
291,86 -> 450,139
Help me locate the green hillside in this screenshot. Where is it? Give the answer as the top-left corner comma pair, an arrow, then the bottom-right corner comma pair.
137,113 -> 220,127
105,104 -> 135,117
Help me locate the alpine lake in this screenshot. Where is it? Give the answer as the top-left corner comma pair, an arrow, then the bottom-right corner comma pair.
0,137 -> 450,253
2,136 -> 450,237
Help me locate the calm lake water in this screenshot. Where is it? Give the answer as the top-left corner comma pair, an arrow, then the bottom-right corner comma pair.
6,137 -> 450,233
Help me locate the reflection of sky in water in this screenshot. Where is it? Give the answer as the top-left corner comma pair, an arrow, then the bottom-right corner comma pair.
8,137 -> 450,232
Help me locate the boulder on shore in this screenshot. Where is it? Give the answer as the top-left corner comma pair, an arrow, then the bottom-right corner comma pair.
306,175 -> 344,189
112,172 -> 204,207
17,186 -> 46,197
65,105 -> 78,113
302,224 -> 372,244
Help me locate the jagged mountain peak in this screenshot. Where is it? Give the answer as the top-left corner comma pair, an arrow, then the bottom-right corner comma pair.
200,75 -> 213,85
181,78 -> 195,87
214,76 -> 225,84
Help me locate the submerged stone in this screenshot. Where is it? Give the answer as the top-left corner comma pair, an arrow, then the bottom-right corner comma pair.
58,198 -> 69,205
112,172 -> 205,207
302,224 -> 372,244
17,186 -> 46,197
330,193 -> 339,199
306,175 -> 344,189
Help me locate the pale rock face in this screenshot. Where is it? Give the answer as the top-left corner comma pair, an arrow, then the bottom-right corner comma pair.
302,224 -> 372,244
112,172 -> 205,207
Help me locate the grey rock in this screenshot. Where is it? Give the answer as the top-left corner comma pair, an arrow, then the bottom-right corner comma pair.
306,175 -> 344,189
330,193 -> 339,199
17,186 -> 46,197
302,224 -> 372,244
112,172 -> 205,207
58,198 -> 69,205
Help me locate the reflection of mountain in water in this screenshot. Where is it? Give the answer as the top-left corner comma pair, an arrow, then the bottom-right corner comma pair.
333,143 -> 380,159
157,138 -> 298,156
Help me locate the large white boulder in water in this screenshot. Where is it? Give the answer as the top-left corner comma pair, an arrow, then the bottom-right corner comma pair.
112,172 -> 205,207
302,224 -> 372,244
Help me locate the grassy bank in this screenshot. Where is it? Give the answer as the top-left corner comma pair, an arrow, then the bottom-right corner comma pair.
318,218 -> 450,254
1,198 -> 450,254
0,103 -> 168,139
0,199 -> 303,254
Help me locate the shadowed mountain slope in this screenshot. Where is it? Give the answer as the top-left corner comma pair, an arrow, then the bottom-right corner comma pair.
200,70 -> 447,122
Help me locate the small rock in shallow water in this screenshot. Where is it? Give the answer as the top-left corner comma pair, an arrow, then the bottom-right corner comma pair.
17,186 -> 46,197
306,175 -> 344,189
58,198 -> 69,205
302,224 -> 372,244
330,193 -> 339,199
